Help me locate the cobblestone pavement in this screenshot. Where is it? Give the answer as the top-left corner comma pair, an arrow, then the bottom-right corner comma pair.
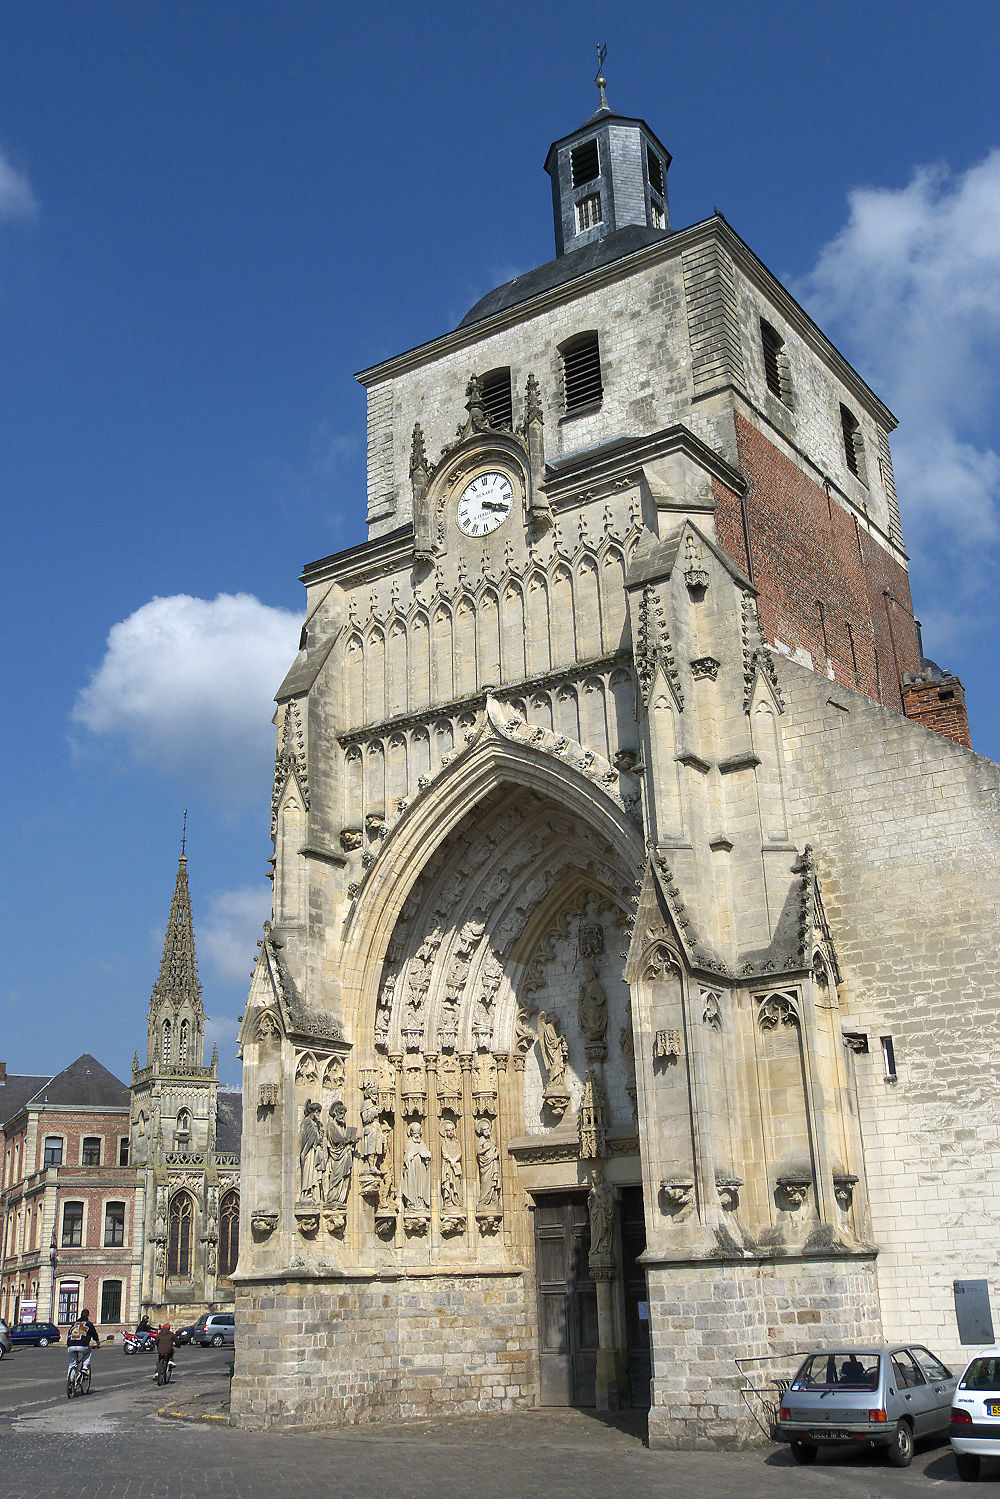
0,1356 -> 976,1499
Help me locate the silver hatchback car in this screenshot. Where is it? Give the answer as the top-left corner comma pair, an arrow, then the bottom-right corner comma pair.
776,1345 -> 957,1467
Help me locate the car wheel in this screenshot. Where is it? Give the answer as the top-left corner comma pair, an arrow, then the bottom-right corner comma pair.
38,1337 -> 49,1347
887,1421 -> 914,1468
0,1345 -> 6,1359
790,1441 -> 817,1465
211,1334 -> 224,1347
956,1453 -> 981,1481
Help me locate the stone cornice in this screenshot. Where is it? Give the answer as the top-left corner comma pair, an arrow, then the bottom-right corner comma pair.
301,525 -> 413,589
354,217 -> 896,431
543,424 -> 744,501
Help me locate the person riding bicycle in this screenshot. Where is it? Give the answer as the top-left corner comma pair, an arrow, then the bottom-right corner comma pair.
155,1322 -> 177,1382
66,1308 -> 100,1384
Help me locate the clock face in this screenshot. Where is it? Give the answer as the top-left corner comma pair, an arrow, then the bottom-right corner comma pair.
456,471 -> 514,536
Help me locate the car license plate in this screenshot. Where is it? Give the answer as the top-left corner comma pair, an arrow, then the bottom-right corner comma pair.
811,1428 -> 852,1440
986,1402 -> 1000,1417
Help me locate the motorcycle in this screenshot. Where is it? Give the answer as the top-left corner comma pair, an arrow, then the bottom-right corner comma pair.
122,1330 -> 157,1355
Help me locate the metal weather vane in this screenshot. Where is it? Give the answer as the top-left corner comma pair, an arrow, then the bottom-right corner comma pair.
595,43 -> 608,110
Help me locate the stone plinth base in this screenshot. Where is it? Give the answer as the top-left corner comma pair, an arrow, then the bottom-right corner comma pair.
230,1270 -> 537,1430
645,1254 -> 881,1450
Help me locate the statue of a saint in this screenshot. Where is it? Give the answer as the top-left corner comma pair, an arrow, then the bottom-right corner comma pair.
578,966 -> 608,1045
439,1119 -> 463,1208
475,1119 -> 501,1209
588,1173 -> 614,1257
359,1088 -> 384,1172
299,1099 -> 326,1202
537,1011 -> 569,1088
325,1099 -> 358,1206
401,1121 -> 431,1211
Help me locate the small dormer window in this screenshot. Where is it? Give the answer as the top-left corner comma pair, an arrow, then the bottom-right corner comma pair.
576,194 -> 602,232
480,367 -> 513,430
561,332 -> 603,415
840,403 -> 868,483
646,145 -> 664,196
571,139 -> 600,187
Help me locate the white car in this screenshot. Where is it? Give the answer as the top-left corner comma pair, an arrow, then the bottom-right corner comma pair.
951,1347 -> 1000,1480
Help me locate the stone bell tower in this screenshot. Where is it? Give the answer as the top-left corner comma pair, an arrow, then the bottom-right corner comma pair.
232,68 -> 1000,1445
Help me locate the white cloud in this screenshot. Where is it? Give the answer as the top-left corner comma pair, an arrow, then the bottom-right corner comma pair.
72,592 -> 302,800
0,148 -> 38,221
795,151 -> 1000,572
199,883 -> 272,985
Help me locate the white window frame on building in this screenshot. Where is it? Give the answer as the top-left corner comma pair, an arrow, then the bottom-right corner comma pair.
81,1136 -> 101,1167
43,1136 -> 64,1168
61,1200 -> 84,1248
99,1278 -> 123,1325
57,1279 -> 80,1323
104,1201 -> 126,1248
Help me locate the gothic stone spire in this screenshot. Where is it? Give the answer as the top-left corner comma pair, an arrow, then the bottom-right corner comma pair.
150,850 -> 203,1018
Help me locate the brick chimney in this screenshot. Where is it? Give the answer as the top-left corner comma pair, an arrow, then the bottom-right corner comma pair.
902,663 -> 972,749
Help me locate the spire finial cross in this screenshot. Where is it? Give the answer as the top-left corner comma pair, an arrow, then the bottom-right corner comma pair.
595,43 -> 608,110
180,808 -> 188,859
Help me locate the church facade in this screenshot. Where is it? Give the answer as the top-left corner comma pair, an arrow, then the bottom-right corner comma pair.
231,90 -> 1000,1445
130,851 -> 242,1320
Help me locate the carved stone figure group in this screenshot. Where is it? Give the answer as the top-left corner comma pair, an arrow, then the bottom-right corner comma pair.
299,1097 -> 359,1205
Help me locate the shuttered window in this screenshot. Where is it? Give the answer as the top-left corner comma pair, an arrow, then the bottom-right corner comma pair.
571,139 -> 599,187
760,318 -> 791,405
840,404 -> 867,483
480,367 -> 513,430
646,145 -> 664,196
561,333 -> 603,414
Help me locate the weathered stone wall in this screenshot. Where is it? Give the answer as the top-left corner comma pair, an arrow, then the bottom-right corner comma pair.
231,1271 -> 536,1429
646,1255 -> 881,1449
779,653 -> 1000,1369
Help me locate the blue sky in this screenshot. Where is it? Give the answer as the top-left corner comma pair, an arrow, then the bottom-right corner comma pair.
3,1 -> 1000,1090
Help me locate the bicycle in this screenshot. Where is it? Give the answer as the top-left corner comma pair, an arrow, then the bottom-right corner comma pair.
66,1357 -> 91,1399
155,1354 -> 174,1386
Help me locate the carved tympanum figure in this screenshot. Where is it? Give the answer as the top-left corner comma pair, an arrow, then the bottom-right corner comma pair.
439,1119 -> 463,1208
401,1122 -> 431,1211
475,1119 -> 501,1209
578,966 -> 608,1045
299,1099 -> 326,1202
325,1099 -> 358,1206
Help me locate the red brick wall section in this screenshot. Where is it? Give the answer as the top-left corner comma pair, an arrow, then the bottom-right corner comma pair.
901,676 -> 972,749
722,413 -> 922,712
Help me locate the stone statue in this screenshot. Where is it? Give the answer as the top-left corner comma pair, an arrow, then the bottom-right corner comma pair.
475,1119 -> 501,1209
299,1099 -> 326,1202
588,1174 -> 614,1257
359,1087 -> 384,1173
401,1121 -> 431,1211
439,1119 -> 463,1208
378,1118 -> 395,1210
578,966 -> 608,1045
325,1099 -> 358,1207
537,1011 -> 569,1088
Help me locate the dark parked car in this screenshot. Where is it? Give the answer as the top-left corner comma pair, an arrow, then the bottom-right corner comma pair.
8,1321 -> 61,1347
175,1321 -> 203,1346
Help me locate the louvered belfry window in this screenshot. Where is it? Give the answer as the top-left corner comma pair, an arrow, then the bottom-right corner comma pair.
561,332 -> 603,414
840,403 -> 867,482
575,194 -> 602,232
571,138 -> 599,187
480,367 -> 513,430
646,145 -> 664,196
760,319 -> 784,398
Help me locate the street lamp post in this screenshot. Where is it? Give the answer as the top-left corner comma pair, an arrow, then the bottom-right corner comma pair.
48,1228 -> 57,1325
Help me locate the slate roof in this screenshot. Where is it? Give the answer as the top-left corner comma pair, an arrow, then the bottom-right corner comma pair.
0,1072 -> 51,1127
215,1090 -> 243,1156
25,1054 -> 130,1112
457,224 -> 671,329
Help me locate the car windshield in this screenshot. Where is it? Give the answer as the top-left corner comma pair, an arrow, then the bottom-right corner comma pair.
791,1352 -> 880,1391
961,1357 -> 1000,1392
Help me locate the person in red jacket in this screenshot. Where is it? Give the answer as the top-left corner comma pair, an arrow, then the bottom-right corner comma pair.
154,1323 -> 177,1384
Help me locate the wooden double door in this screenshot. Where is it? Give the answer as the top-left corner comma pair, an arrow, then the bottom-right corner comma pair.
533,1186 -> 650,1408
